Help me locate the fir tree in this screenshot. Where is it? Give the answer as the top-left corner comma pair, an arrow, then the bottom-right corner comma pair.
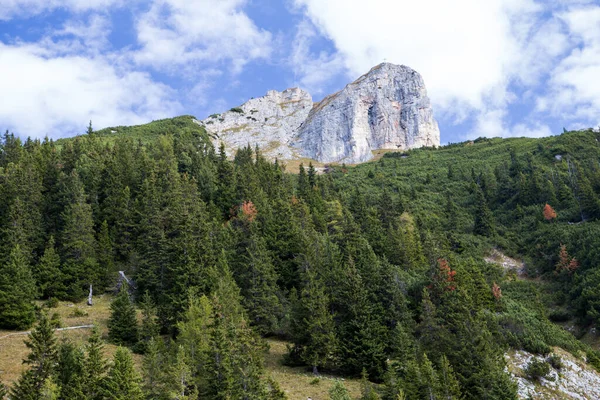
0,244 -> 36,329
97,220 -> 115,290
60,171 -> 98,300
473,186 -> 495,236
137,291 -> 160,354
108,281 -> 139,346
438,355 -> 461,400
56,340 -> 86,400
83,327 -> 108,400
35,236 -> 65,299
104,347 -> 144,400
329,380 -> 352,400
10,313 -> 58,400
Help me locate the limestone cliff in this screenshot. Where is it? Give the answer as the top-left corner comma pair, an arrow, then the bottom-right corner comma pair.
198,63 -> 440,164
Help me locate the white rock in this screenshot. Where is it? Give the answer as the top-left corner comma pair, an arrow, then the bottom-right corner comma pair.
296,63 -> 440,163
199,87 -> 312,160
197,63 -> 440,164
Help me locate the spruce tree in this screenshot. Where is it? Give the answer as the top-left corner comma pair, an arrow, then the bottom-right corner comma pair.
10,313 -> 58,400
108,281 -> 139,346
240,234 -> 282,335
473,186 -> 495,236
35,236 -> 65,299
0,244 -> 36,329
83,327 -> 108,400
329,380 -> 352,400
56,340 -> 86,400
0,382 -> 6,399
136,291 -> 159,354
97,220 -> 115,290
103,347 -> 144,400
438,355 -> 461,400
60,170 -> 98,300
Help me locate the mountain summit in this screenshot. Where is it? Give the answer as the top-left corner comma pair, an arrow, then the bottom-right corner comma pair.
199,63 -> 440,164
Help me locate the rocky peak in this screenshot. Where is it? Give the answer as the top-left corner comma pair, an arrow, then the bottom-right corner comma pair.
197,62 -> 440,164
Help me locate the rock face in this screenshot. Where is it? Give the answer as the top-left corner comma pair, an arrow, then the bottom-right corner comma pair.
200,88 -> 313,160
198,63 -> 440,163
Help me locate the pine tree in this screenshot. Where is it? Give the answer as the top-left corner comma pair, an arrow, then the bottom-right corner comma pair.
83,327 -> 108,400
10,313 -> 58,400
136,291 -> 159,354
103,347 -> 144,400
438,355 -> 461,400
56,340 -> 86,400
35,236 -> 65,299
291,263 -> 337,375
329,380 -> 352,400
240,234 -> 282,335
60,171 -> 98,300
0,244 -> 36,329
360,369 -> 381,400
108,281 -> 139,346
473,186 -> 495,236
97,220 -> 115,290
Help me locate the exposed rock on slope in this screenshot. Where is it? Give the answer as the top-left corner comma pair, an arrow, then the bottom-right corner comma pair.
200,88 -> 312,160
506,348 -> 600,399
198,63 -> 440,163
296,63 -> 440,163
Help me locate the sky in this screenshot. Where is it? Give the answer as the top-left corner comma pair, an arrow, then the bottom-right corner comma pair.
0,0 -> 599,144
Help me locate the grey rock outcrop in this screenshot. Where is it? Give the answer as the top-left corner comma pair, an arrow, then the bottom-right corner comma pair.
200,87 -> 312,160
198,63 -> 440,164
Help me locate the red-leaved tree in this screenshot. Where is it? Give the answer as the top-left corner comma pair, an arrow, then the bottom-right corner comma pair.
543,203 -> 557,221
555,244 -> 579,274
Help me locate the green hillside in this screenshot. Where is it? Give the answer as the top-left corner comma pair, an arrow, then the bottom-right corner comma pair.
2,121 -> 600,399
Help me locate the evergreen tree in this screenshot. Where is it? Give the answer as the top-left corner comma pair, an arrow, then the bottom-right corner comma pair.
0,382 -> 6,400
329,380 -> 352,400
35,236 -> 65,299
0,244 -> 36,329
97,220 -> 115,290
104,347 -> 144,400
438,355 -> 461,400
108,281 -> 139,346
473,186 -> 495,236
56,340 -> 86,400
83,327 -> 108,400
60,171 -> 98,300
239,233 -> 282,335
10,313 -> 58,400
360,369 -> 381,400
291,262 -> 337,374
137,291 -> 160,354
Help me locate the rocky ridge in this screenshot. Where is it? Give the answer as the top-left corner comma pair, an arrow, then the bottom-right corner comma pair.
197,63 -> 440,164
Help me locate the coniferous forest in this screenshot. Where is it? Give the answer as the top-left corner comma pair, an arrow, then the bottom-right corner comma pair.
2,116 -> 600,399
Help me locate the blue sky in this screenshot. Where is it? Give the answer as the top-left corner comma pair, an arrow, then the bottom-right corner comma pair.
1,0 -> 599,144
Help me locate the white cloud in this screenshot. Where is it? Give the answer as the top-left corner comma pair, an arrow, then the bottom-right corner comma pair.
540,6 -> 600,126
288,20 -> 346,95
0,41 -> 181,138
0,0 -> 122,20
294,0 -> 600,139
134,0 -> 272,76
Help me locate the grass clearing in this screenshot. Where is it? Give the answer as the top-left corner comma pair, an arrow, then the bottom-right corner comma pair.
0,296 -> 361,399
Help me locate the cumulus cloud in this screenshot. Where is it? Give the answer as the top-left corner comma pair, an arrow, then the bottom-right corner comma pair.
0,41 -> 181,138
295,0 -> 600,138
540,6 -> 600,127
288,20 -> 346,95
0,0 -> 122,20
134,0 -> 272,76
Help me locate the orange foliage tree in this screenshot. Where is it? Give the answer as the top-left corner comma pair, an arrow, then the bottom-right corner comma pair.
492,282 -> 502,300
436,258 -> 457,291
555,244 -> 579,274
240,200 -> 258,222
543,203 -> 557,221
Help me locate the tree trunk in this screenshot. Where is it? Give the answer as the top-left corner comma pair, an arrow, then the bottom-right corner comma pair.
87,284 -> 93,306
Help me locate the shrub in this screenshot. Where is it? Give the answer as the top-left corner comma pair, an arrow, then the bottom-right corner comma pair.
45,297 -> 59,308
230,107 -> 244,113
548,353 -> 563,370
525,358 -> 551,381
68,307 -> 88,318
50,312 -> 63,328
